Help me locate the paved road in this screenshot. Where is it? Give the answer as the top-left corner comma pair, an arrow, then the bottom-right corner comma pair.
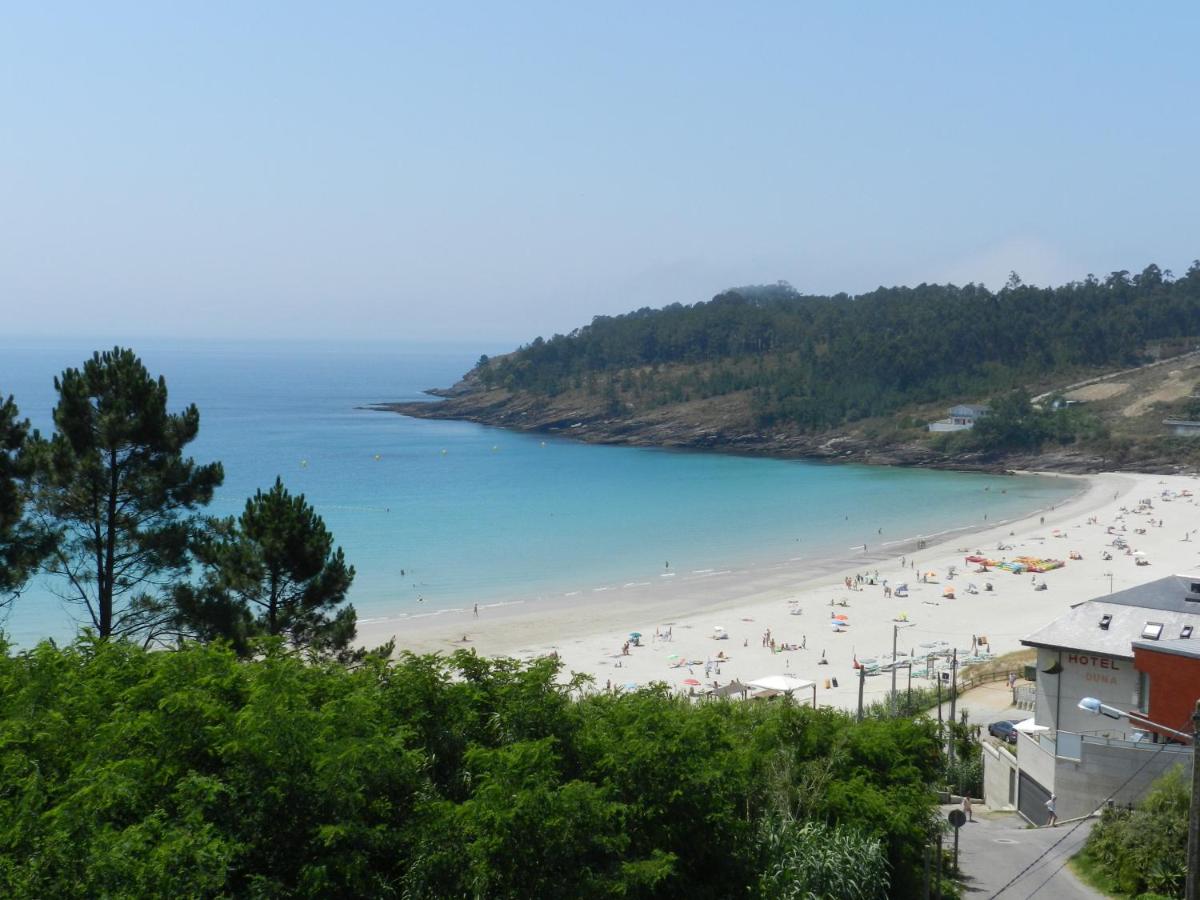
943,804 -> 1103,899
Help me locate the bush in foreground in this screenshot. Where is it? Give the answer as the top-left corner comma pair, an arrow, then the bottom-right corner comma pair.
0,637 -> 944,898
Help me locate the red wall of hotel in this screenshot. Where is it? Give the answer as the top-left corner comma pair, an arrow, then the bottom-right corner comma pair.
1133,646 -> 1200,737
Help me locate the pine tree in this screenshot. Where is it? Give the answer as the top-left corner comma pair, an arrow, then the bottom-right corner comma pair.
32,348 -> 223,641
184,477 -> 357,657
0,394 -> 54,604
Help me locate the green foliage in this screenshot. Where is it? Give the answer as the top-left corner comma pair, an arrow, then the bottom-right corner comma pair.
179,477 -> 358,658
969,390 -> 1107,453
475,263 -> 1200,432
756,817 -> 889,899
29,348 -> 224,641
0,639 -> 946,898
1080,765 -> 1189,898
0,394 -> 53,602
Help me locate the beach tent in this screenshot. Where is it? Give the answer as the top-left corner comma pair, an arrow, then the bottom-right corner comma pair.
747,675 -> 817,707
711,680 -> 750,700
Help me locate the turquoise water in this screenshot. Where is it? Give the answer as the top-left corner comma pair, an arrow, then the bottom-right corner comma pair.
1,338 -> 1077,646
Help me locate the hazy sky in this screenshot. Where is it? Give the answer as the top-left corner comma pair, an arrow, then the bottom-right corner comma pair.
3,3 -> 1198,344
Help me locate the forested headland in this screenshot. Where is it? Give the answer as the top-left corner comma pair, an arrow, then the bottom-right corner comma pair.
386,263 -> 1200,471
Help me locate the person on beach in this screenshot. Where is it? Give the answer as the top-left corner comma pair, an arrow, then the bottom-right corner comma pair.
1045,794 -> 1057,826
801,635 -> 807,649
473,603 -> 479,618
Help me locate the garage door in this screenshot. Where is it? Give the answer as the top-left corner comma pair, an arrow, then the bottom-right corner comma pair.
1018,771 -> 1051,826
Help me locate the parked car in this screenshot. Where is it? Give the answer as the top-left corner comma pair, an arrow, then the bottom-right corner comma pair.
988,720 -> 1018,744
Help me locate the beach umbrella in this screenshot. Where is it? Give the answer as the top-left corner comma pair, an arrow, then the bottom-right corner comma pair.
834,613 -> 849,621
623,682 -> 638,691
683,678 -> 701,686
666,653 -> 680,660
1133,550 -> 1147,557
629,632 -> 642,638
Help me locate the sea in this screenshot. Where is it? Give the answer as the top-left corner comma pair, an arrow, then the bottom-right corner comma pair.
0,337 -> 1079,647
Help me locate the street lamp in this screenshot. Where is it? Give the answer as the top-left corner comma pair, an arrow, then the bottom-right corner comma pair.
1078,696 -> 1200,900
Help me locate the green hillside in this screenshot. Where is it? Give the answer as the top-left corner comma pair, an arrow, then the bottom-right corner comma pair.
477,264 -> 1200,432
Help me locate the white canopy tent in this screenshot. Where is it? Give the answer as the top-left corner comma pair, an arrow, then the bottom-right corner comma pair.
746,675 -> 817,707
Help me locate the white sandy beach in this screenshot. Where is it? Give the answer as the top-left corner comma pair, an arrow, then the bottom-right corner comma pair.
360,470 -> 1200,711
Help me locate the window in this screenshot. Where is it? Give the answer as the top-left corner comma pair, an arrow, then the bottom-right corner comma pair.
1191,582 -> 1200,595
1136,671 -> 1150,713
1142,622 -> 1164,640
1099,614 -> 1112,630
1183,625 -> 1194,639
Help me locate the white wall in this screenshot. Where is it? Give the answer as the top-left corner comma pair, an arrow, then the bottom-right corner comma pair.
1033,646 -> 1137,737
982,742 -> 1018,810
1053,739 -> 1189,820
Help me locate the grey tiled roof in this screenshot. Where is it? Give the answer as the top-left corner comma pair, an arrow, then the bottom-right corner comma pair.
1022,575 -> 1200,658
1099,574 -> 1200,613
1132,638 -> 1200,659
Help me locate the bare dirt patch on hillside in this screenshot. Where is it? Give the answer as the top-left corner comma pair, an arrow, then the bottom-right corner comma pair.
1065,382 -> 1129,402
1122,368 -> 1198,418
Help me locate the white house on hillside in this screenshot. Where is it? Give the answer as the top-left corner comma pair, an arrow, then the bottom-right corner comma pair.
927,404 -> 990,433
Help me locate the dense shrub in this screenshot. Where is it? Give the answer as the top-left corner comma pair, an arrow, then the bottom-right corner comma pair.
0,636 -> 946,898
1080,765 -> 1189,898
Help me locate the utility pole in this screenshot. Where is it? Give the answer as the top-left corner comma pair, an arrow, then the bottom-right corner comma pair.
934,827 -> 943,900
1188,699 -> 1200,900
907,659 -> 913,710
949,648 -> 958,720
892,624 -> 899,715
857,663 -> 866,721
949,649 -> 958,765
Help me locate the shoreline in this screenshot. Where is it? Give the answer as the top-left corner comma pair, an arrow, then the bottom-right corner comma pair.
359,470 -> 1193,713
357,473 -> 1088,644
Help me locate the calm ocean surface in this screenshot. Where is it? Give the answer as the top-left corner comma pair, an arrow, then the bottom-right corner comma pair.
1,338 -> 1077,646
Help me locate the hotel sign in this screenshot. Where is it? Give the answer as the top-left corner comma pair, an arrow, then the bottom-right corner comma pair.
1067,653 -> 1121,684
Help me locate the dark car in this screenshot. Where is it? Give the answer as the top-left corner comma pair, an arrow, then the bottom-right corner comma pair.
988,720 -> 1018,744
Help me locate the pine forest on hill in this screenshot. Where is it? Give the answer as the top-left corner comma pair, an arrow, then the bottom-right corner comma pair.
392,263 -> 1200,471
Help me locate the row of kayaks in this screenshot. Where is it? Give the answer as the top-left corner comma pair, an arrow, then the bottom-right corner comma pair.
964,554 -> 1065,574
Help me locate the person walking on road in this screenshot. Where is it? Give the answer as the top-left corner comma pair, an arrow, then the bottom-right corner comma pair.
1045,793 -> 1057,827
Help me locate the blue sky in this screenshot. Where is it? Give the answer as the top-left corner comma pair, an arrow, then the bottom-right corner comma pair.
3,3 -> 1198,342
